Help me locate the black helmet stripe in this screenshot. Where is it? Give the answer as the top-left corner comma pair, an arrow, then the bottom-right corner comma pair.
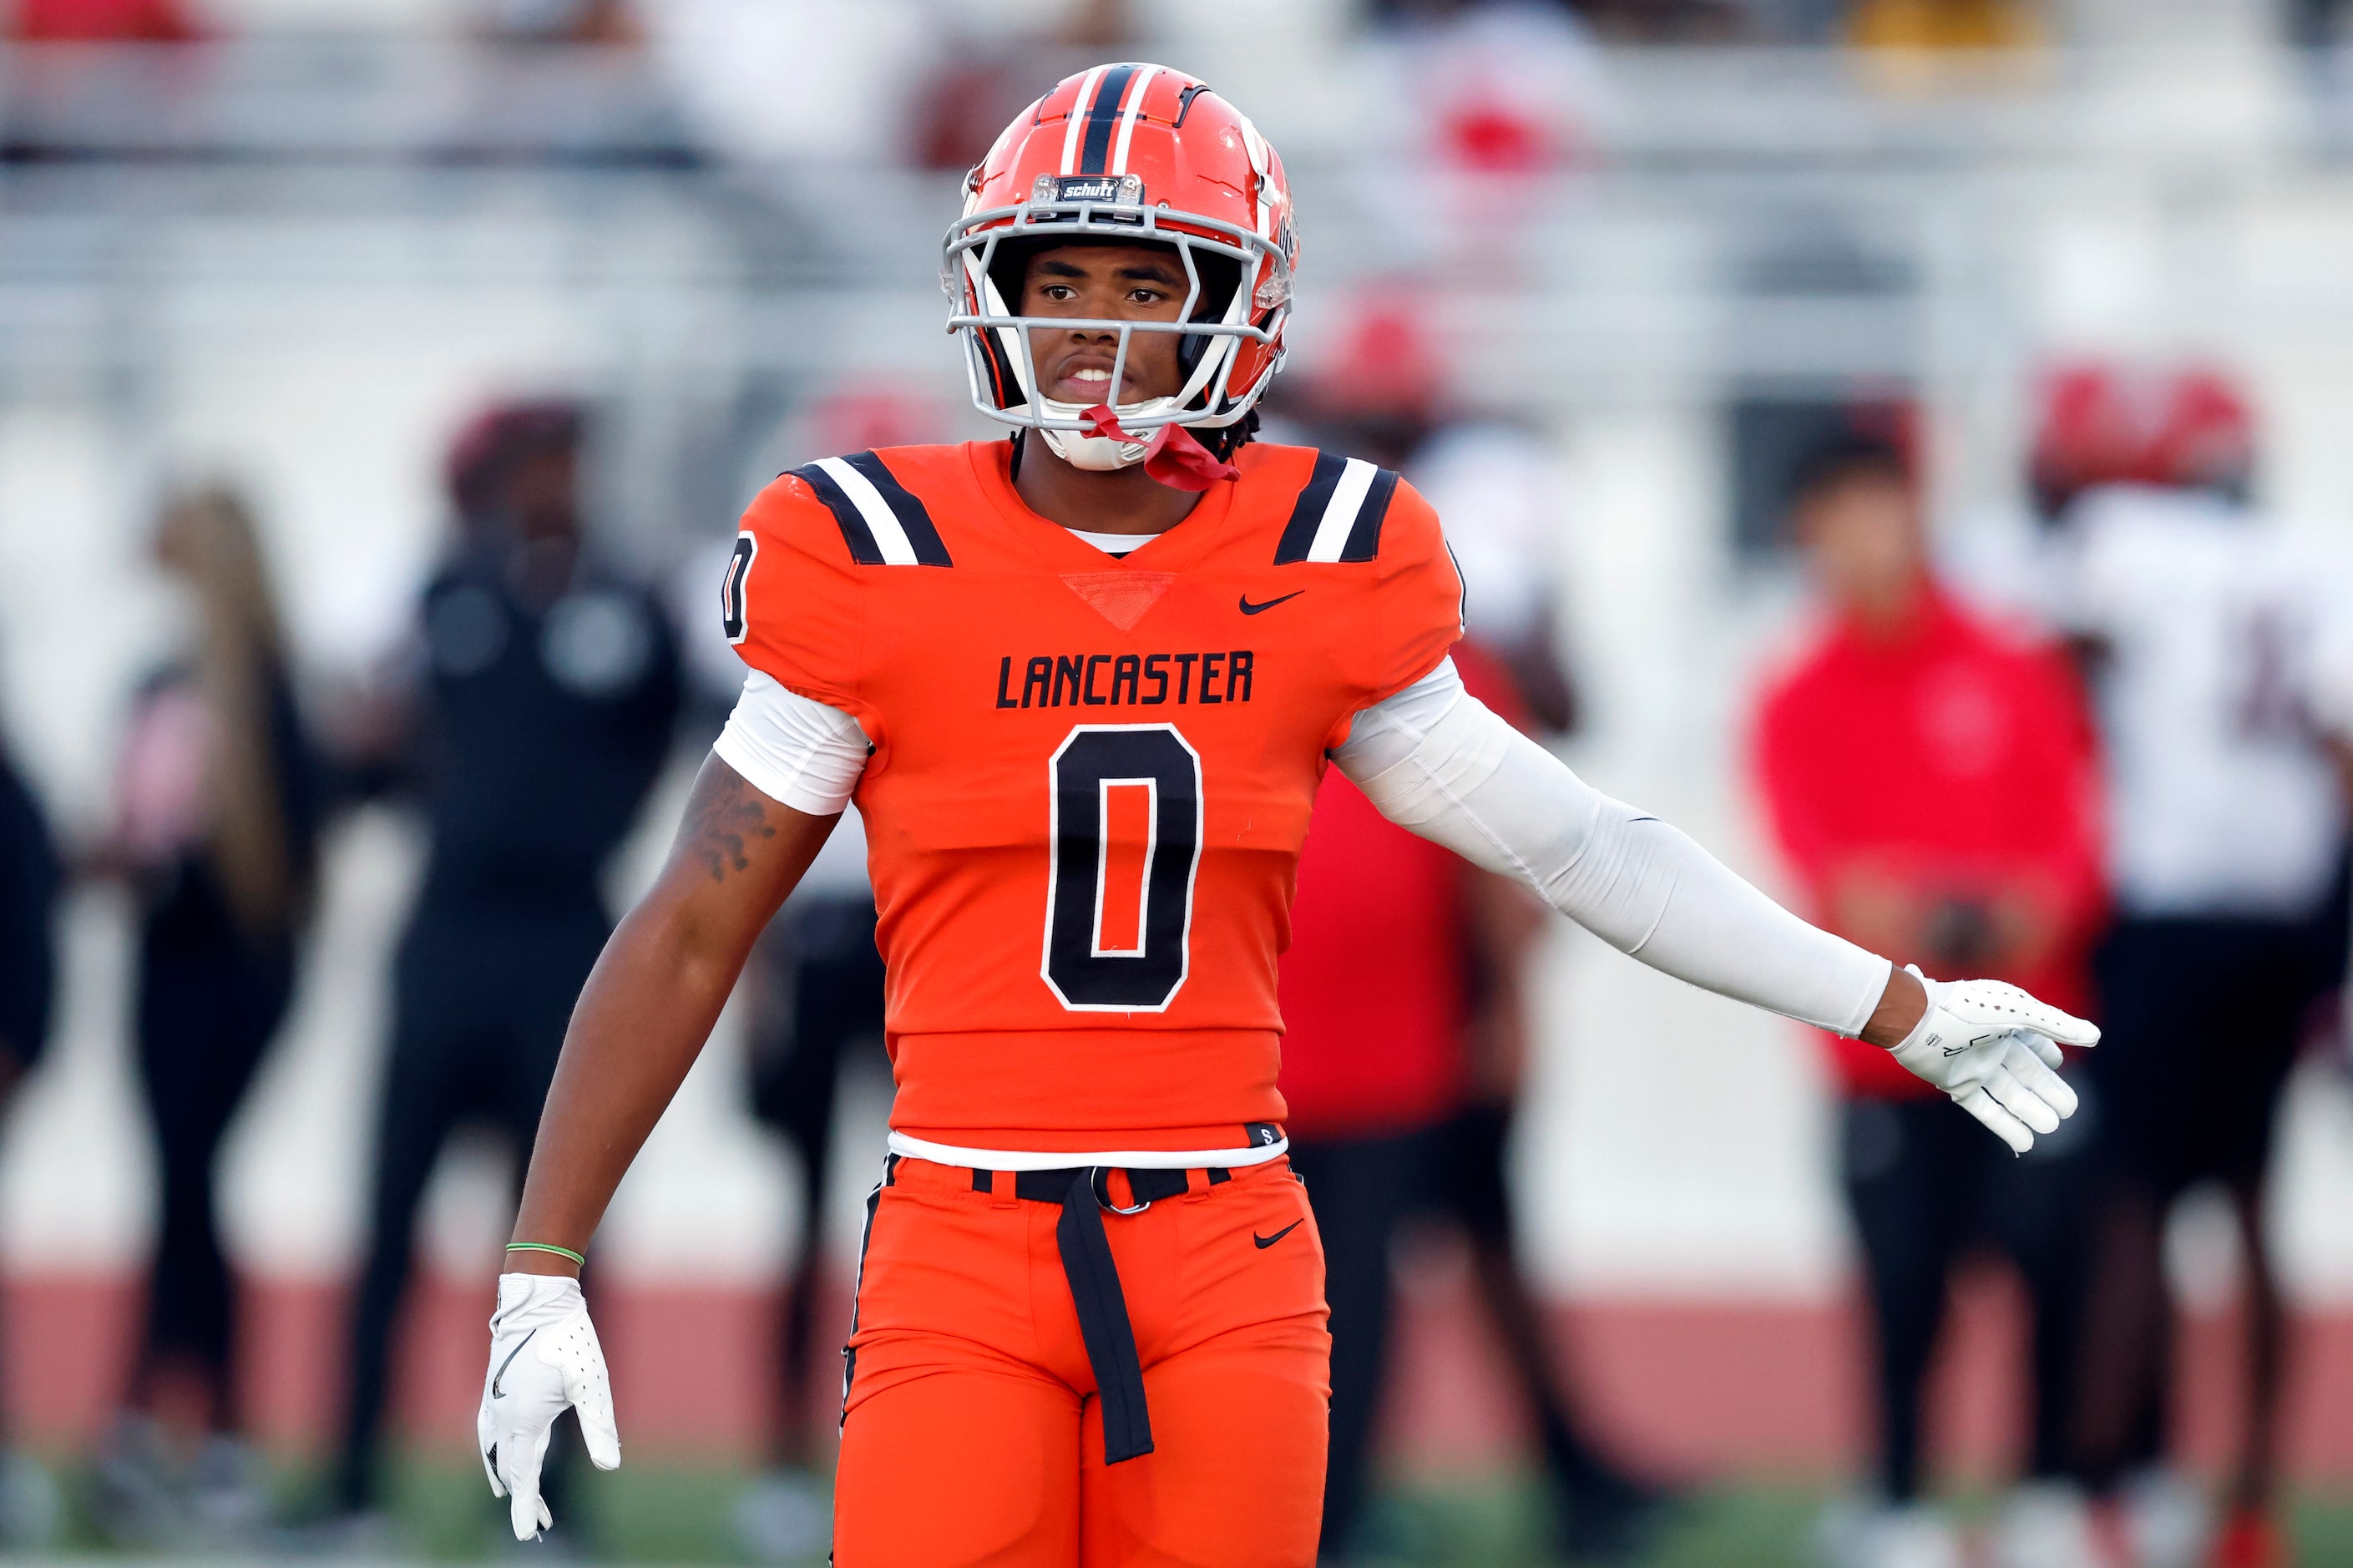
1079,63 -> 1138,175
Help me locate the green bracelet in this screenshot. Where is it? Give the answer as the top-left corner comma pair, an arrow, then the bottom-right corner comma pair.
505,1242 -> 587,1267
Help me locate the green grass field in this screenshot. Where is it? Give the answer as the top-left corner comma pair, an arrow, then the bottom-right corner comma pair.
35,1454 -> 2353,1563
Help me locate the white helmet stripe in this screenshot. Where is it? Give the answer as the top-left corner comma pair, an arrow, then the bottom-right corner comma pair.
1111,64 -> 1158,175
812,457 -> 919,567
1231,109 -> 1273,237
1060,65 -> 1108,176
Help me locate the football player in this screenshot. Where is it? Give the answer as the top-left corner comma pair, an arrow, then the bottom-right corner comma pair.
477,65 -> 2096,1565
2039,367 -> 2350,1568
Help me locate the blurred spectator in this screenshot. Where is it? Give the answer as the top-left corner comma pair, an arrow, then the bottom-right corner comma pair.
720,385 -> 948,1565
1843,0 -> 2045,49
1283,296 -> 1668,1562
2035,368 -> 2350,1568
1289,288 -> 1577,728
467,0 -> 639,47
909,0 -> 1136,173
0,729 -> 60,1547
1281,645 -> 1500,1563
328,401 -> 680,1532
1750,433 -> 2105,1568
0,735 -> 55,1192
87,487 -> 318,1550
5,0 -> 197,41
1284,644 -> 1662,1565
1369,0 -> 1748,48
1728,0 -> 1842,38
1359,2 -> 1608,176
1349,2 -> 1611,271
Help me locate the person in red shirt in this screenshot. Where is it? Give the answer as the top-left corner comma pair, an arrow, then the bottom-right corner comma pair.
1752,433 -> 2107,1562
1276,654 -> 1486,1565
1283,640 -> 1659,1563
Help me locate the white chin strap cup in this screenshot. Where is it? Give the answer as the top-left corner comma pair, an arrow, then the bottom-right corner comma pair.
1037,395 -> 1176,471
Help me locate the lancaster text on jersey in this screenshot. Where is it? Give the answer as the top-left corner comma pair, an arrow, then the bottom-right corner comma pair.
995,651 -> 1256,708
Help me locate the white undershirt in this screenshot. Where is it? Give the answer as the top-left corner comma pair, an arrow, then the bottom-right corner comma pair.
712,658 -> 1892,1168
1066,527 -> 1145,557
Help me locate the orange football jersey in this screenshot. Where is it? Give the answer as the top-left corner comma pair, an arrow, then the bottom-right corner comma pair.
729,440 -> 1461,1153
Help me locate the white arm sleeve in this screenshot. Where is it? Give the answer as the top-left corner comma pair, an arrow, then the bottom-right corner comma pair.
711,670 -> 871,816
1333,660 -> 1893,1036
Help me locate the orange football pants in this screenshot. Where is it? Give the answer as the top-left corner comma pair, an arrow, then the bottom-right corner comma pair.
832,1154 -> 1332,1567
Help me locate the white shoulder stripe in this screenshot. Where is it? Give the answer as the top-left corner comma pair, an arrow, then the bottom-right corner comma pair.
1305,458 -> 1378,563
812,456 -> 918,566
1060,64 -> 1106,176
1111,64 -> 1158,175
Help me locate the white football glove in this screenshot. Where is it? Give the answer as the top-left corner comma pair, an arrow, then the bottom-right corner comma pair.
1885,965 -> 2100,1154
478,1272 -> 621,1541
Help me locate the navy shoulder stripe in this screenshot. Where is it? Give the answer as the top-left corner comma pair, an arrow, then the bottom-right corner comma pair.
787,452 -> 952,568
1340,468 -> 1400,564
790,461 -> 882,565
1273,452 -> 1402,565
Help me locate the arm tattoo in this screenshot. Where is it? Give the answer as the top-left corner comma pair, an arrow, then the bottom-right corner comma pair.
684,766 -> 779,883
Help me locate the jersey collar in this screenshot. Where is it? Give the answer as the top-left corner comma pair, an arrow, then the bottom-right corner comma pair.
966,439 -> 1237,572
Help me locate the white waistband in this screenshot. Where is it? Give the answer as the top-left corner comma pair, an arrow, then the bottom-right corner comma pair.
885,1130 -> 1290,1171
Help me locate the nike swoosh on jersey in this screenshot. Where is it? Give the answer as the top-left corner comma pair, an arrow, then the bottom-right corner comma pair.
1239,590 -> 1305,615
1252,1220 -> 1304,1249
491,1328 -> 538,1399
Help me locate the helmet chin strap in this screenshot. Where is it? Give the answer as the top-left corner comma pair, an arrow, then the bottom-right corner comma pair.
1065,403 -> 1240,492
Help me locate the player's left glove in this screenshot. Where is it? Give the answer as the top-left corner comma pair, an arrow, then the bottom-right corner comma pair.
1884,964 -> 2100,1154
478,1273 -> 620,1541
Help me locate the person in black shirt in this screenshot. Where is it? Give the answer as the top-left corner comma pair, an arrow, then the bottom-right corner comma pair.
330,402 -> 679,1524
89,488 -> 320,1547
0,740 -> 53,1115
0,731 -> 58,1546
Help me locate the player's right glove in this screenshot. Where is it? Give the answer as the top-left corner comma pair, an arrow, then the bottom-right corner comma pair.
478,1272 -> 621,1541
1883,964 -> 2100,1154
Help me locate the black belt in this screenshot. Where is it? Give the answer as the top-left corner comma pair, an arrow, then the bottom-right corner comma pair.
969,1164 -> 1233,1464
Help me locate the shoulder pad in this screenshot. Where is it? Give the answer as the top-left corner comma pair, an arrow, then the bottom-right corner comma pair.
787,451 -> 954,568
1272,451 -> 1402,565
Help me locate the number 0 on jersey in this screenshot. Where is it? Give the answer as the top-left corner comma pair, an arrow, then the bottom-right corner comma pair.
1042,725 -> 1204,1011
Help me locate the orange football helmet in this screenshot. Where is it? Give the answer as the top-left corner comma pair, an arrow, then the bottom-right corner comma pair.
943,63 -> 1298,471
